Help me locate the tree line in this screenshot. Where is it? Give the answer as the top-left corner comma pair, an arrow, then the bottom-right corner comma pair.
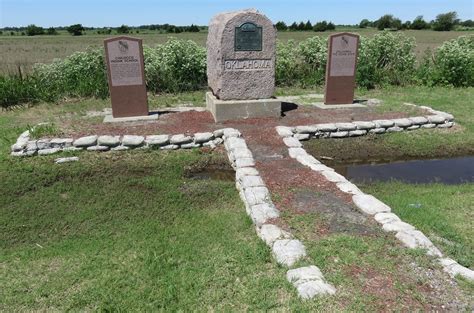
0,23 -> 203,36
1,11 -> 472,37
359,12 -> 473,31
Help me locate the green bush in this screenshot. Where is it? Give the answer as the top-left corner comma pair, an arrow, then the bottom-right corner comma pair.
0,75 -> 39,109
357,32 -> 416,88
33,48 -> 109,101
144,39 -> 206,93
418,35 -> 474,87
0,35 -> 472,108
275,40 -> 301,86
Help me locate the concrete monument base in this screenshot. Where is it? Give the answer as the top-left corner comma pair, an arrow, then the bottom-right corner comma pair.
103,113 -> 159,123
206,92 -> 281,122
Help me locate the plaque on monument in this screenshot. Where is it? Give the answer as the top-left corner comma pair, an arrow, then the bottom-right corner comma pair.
324,33 -> 359,105
235,22 -> 263,51
104,36 -> 148,118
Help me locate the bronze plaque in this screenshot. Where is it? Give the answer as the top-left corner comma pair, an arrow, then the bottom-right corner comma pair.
324,33 -> 360,105
234,22 -> 262,51
104,36 -> 148,118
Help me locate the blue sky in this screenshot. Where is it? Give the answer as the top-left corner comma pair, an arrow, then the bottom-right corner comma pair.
1,0 -> 473,27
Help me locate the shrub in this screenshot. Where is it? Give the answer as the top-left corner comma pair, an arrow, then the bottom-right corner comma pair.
418,35 -> 474,87
0,75 -> 39,109
297,36 -> 327,85
144,39 -> 206,93
275,40 -> 301,86
26,24 -> 45,36
33,48 -> 108,101
357,32 -> 416,88
67,24 -> 85,36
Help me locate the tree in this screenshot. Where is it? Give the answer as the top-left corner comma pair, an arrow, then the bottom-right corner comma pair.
392,18 -> 402,30
410,16 -> 429,29
67,24 -> 85,36
117,24 -> 130,34
188,24 -> 200,32
297,21 -> 306,31
26,24 -> 45,36
460,19 -> 474,27
289,22 -> 298,31
304,20 -> 312,31
275,21 -> 288,31
376,14 -> 396,30
359,19 -> 370,28
46,27 -> 58,35
313,21 -> 328,32
432,11 -> 458,31
326,22 -> 336,30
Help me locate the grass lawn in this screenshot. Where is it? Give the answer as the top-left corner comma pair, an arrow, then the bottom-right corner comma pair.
361,182 -> 473,269
1,85 -> 473,309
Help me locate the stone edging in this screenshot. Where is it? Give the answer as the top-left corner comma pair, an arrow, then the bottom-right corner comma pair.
11,130 -> 225,157
223,128 -> 336,299
278,105 -> 454,141
275,111 -> 474,282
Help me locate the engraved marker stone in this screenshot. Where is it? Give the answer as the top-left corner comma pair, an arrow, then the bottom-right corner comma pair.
104,36 -> 148,118
207,9 -> 275,100
324,33 -> 360,105
206,9 -> 281,122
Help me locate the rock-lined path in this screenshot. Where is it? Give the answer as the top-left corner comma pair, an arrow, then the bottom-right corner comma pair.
10,102 -> 472,309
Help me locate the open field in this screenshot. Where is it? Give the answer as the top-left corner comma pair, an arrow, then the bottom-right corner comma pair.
1,29 -> 472,75
1,85 -> 473,310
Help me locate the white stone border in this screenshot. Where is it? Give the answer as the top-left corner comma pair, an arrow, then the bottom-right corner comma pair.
278,104 -> 454,141
223,128 -> 336,299
276,108 -> 474,282
10,129 -> 225,157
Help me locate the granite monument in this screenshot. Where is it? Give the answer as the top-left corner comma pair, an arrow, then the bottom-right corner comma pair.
104,36 -> 148,118
324,32 -> 359,105
206,9 -> 281,122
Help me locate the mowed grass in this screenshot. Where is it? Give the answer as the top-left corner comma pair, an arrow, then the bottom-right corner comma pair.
0,147 -> 302,310
1,29 -> 471,74
361,182 -> 473,269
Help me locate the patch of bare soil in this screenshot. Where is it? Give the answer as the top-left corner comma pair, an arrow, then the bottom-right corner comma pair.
57,102 -> 417,139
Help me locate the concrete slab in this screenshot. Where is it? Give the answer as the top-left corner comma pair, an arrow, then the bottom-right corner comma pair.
312,102 -> 367,109
103,113 -> 159,123
206,92 -> 281,122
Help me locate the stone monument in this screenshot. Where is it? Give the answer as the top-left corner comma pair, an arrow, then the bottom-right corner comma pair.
206,9 -> 281,122
324,32 -> 359,105
104,36 -> 149,118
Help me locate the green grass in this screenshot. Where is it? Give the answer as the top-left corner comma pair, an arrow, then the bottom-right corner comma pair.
1,85 -> 473,309
360,182 -> 473,268
1,29 -> 471,74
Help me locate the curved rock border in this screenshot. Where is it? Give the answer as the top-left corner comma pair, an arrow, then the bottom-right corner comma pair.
276,108 -> 474,282
276,105 -> 454,142
223,128 -> 336,299
11,130 -> 225,157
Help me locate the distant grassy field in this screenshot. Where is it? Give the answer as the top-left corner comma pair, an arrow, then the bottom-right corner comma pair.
1,29 -> 471,74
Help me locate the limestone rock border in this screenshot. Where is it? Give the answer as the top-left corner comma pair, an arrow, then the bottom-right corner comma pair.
277,104 -> 455,142
10,130 -> 225,157
276,107 -> 474,282
223,128 -> 336,299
